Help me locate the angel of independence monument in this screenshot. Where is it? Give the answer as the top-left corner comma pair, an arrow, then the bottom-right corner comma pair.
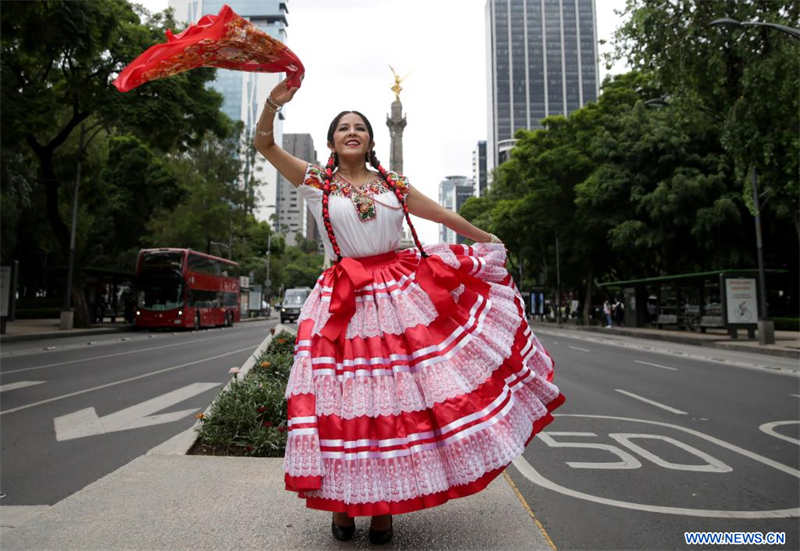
387,67 -> 414,249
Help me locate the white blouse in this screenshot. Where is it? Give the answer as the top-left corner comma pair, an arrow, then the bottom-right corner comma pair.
298,164 -> 411,259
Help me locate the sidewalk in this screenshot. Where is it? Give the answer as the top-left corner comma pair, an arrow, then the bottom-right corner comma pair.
529,319 -> 800,360
1,456 -> 552,551
0,318 -> 134,344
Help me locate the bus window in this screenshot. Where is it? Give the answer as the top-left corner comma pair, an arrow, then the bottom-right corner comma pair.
140,251 -> 184,272
138,281 -> 183,311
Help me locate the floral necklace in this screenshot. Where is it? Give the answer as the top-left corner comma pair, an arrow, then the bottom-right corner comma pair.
333,171 -> 389,222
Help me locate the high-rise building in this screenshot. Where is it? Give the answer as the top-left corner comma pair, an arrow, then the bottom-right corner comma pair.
486,0 -> 598,173
439,176 -> 475,244
276,134 -> 317,246
168,0 -> 290,225
473,141 -> 488,197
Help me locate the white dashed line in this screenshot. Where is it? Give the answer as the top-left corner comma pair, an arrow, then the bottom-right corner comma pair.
568,345 -> 590,352
614,389 -> 688,415
634,360 -> 679,371
0,381 -> 45,392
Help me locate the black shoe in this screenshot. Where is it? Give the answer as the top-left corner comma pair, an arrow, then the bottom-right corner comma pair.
331,519 -> 355,542
368,518 -> 393,545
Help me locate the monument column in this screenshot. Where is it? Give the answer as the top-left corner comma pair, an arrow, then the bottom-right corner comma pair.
387,67 -> 413,248
387,99 -> 407,173
386,67 -> 407,174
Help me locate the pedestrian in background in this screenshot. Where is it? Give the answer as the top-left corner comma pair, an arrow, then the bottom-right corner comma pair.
603,299 -> 613,328
614,297 -> 625,327
254,78 -> 564,544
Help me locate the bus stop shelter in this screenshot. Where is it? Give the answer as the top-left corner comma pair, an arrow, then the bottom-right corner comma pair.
597,269 -> 788,339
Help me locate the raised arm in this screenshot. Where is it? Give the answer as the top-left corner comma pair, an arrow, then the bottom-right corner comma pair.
406,185 -> 498,244
253,79 -> 308,187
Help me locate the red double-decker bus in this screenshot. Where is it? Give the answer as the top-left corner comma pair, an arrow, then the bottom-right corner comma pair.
135,248 -> 240,330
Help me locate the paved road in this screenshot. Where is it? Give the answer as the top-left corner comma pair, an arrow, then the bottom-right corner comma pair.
512,328 -> 799,550
0,320 -> 276,506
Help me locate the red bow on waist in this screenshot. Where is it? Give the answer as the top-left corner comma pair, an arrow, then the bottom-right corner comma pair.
321,257 -> 373,341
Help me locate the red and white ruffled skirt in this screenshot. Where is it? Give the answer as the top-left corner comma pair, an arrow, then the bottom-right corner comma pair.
283,243 -> 564,516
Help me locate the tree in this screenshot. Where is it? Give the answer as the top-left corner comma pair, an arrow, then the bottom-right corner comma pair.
145,130 -> 245,253
1,0 -> 230,259
461,70 -> 772,324
614,0 -> 800,240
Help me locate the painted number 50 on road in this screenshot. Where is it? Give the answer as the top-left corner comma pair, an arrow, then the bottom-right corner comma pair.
538,431 -> 732,473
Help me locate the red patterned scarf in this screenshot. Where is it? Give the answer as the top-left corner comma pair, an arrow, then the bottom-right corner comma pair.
114,4 -> 304,92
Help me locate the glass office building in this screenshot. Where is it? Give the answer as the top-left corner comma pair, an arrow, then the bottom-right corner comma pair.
473,141 -> 488,197
439,176 -> 476,244
168,0 -> 290,224
486,0 -> 598,172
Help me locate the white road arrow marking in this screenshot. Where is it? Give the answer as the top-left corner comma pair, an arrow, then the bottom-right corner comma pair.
0,381 -> 45,392
53,382 -> 219,441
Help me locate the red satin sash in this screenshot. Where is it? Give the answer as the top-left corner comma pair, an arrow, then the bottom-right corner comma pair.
320,251 -> 490,343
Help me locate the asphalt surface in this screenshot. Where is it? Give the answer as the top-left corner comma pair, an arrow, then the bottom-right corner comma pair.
0,320 -> 276,506
512,329 -> 800,550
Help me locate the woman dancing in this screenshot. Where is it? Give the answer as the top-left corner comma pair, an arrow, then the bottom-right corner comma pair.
254,79 -> 564,545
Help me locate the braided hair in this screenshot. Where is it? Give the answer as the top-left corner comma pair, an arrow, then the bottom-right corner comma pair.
321,111 -> 427,262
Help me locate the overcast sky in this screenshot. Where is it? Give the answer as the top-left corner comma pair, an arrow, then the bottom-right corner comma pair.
136,0 -> 629,241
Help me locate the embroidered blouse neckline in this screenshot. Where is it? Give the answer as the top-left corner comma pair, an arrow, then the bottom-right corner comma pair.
333,170 -> 382,191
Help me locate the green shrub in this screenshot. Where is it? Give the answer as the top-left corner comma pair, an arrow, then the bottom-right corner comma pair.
193,331 -> 296,456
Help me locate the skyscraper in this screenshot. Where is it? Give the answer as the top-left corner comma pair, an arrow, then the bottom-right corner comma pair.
439,176 -> 475,244
486,0 -> 598,172
473,140 -> 488,197
168,0 -> 290,225
276,133 -> 317,246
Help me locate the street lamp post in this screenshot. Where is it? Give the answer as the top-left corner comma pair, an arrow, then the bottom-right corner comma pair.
750,167 -> 775,344
265,232 -> 271,297
706,17 -> 796,344
710,18 -> 800,40
61,123 -> 86,330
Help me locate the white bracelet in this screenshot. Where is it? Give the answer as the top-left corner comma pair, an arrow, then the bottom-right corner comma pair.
257,129 -> 273,138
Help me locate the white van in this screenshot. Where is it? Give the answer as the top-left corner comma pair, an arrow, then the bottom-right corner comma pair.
280,287 -> 311,324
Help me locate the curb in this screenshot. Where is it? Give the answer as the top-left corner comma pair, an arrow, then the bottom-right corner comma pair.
0,326 -> 132,344
146,323 -> 295,456
0,315 -> 272,345
529,322 -> 800,360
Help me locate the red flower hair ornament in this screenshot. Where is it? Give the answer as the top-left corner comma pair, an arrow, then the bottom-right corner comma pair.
113,4 -> 304,92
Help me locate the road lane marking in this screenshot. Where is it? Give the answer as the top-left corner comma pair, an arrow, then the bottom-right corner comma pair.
537,432 -> 642,469
54,382 -> 220,441
0,381 -> 45,392
759,421 -> 800,446
503,471 -> 558,551
514,414 -> 800,518
614,389 -> 687,415
568,345 -> 590,352
530,328 -> 798,376
634,360 -> 678,371
1,334 -> 253,375
607,433 -> 732,472
0,346 -> 254,416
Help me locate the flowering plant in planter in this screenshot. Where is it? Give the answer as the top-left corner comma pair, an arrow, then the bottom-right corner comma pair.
192,331 -> 295,457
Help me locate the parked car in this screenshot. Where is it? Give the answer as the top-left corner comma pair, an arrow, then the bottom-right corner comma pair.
280,287 -> 311,323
